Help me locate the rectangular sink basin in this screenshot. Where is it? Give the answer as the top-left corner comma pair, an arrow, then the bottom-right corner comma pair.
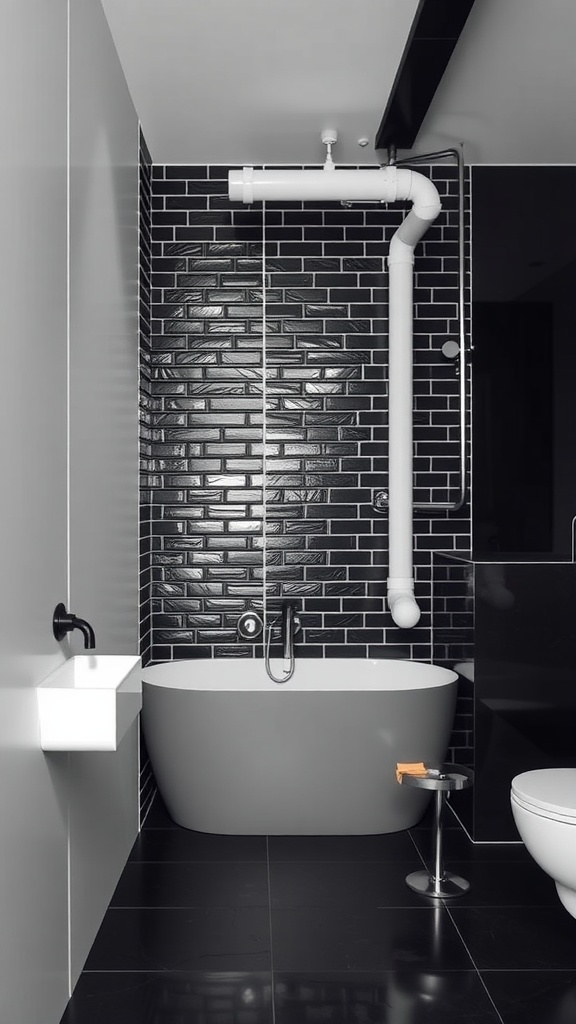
38,655 -> 142,751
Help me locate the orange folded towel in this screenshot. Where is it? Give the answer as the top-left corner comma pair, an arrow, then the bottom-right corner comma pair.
396,761 -> 427,784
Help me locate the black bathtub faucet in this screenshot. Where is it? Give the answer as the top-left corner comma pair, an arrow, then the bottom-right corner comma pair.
281,601 -> 301,663
53,602 -> 96,650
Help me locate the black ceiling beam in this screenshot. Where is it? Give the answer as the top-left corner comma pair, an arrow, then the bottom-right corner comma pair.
375,0 -> 477,152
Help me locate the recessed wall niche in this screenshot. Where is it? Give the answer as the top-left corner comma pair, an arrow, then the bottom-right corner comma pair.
472,166 -> 576,560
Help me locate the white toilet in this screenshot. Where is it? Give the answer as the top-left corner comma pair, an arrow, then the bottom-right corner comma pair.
511,769 -> 576,918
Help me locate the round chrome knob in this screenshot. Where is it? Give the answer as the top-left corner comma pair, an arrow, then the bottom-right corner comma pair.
237,611 -> 263,641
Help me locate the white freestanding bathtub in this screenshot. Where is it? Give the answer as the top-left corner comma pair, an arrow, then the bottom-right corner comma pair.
142,659 -> 458,835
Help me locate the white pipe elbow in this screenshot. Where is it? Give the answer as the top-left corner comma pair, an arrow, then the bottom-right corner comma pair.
387,580 -> 421,629
405,170 -> 442,222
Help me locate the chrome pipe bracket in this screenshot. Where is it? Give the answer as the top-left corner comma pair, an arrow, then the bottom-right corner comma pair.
372,490 -> 467,516
373,489 -> 389,511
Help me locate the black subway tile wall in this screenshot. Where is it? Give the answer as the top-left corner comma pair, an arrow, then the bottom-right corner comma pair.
139,132 -> 155,822
150,163 -> 264,663
147,163 -> 471,663
140,133 -> 153,665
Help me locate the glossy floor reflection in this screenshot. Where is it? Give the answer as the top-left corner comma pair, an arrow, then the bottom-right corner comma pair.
60,795 -> 576,1024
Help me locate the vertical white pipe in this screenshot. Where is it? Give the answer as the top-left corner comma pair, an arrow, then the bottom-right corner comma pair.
386,202 -> 440,628
387,239 -> 420,628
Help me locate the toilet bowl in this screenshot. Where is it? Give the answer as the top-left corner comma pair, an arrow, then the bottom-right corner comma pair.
511,769 -> 576,918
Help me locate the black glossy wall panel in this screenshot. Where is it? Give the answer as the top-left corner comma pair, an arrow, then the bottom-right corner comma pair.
148,163 -> 471,666
472,166 -> 576,560
432,553 -> 474,772
434,553 -> 576,842
473,562 -> 576,841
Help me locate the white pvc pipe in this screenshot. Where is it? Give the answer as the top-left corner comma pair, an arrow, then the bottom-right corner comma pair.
229,165 -> 441,628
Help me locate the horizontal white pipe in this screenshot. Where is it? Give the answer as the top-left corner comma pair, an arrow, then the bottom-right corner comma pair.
228,165 -> 441,628
229,166 -> 440,218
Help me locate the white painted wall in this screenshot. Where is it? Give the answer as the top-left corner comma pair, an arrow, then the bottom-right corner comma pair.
0,0 -> 140,1019
0,2 -> 69,1020
68,0 -> 140,986
69,0 -> 139,656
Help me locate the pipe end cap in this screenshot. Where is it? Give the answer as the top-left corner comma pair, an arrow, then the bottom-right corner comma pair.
389,595 -> 421,629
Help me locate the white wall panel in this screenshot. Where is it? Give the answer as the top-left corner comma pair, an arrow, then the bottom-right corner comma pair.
69,0 -> 139,657
0,2 -> 70,1022
0,0 -> 141,1018
68,721 -> 139,985
68,0 -> 140,987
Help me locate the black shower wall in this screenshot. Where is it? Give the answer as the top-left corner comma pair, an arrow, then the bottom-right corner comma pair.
139,133 -> 153,668
138,131 -> 155,822
432,552 -> 475,774
145,163 -> 471,663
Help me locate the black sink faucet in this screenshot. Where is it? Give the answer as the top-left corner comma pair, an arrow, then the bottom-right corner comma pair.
53,603 -> 96,650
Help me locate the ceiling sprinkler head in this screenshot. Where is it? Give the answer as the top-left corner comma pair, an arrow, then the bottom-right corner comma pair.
321,129 -> 338,146
321,129 -> 338,170
358,137 -> 370,148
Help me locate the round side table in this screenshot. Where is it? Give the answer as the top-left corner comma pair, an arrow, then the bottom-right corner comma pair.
399,763 -> 474,898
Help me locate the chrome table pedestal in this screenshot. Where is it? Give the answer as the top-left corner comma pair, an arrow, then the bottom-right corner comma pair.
401,764 -> 474,898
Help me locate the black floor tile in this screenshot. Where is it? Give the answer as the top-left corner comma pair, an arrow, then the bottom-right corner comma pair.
59,971 -> 273,1024
268,831 -> 419,862
65,817 -> 576,1024
449,905 -> 576,970
271,905 -> 474,972
84,907 -> 271,971
111,860 -> 269,908
130,827 -> 267,862
410,827 -> 530,864
481,970 -> 576,1024
273,971 -> 503,1023
269,859 -> 433,909
438,858 -> 557,907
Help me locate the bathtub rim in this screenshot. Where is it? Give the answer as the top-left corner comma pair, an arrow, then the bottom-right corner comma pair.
142,657 -> 458,693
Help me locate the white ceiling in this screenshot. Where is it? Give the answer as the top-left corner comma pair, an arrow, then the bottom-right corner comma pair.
100,0 -> 576,166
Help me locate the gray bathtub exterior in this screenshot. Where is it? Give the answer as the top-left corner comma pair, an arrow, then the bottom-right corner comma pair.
142,659 -> 458,835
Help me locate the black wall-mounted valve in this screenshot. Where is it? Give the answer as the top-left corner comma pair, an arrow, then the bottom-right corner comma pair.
53,602 -> 96,650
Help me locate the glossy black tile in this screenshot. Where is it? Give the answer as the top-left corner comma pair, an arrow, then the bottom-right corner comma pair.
481,970 -> 576,1024
268,832 -> 419,863
448,905 -> 576,971
60,972 -> 273,1024
164,166 -> 208,179
269,859 -> 434,909
273,971 -> 502,1024
436,859 -> 556,907
410,826 -> 530,863
84,907 -> 271,971
130,827 -> 267,862
111,859 -> 269,908
271,905 -> 474,972
146,163 -> 470,687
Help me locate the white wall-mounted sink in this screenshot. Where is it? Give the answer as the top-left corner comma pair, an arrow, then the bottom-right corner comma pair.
37,655 -> 142,751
